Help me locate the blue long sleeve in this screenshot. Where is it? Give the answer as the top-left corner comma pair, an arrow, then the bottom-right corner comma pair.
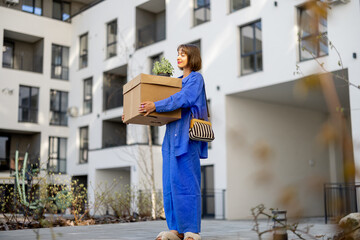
154,72 -> 204,113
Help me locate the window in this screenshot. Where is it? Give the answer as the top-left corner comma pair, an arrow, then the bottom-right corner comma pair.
48,137 -> 67,174
189,40 -> 201,50
79,127 -> 88,164
102,120 -> 126,148
150,53 -> 163,73
2,40 -> 14,68
18,85 -> 39,123
50,90 -> 68,126
83,78 -> 92,115
230,0 -> 250,12
103,73 -> 126,110
240,20 -> 262,75
194,0 -> 211,26
22,0 -> 42,15
51,44 -> 69,80
150,126 -> 159,145
106,20 -> 117,59
79,33 -> 88,69
298,5 -> 328,61
53,0 -> 70,21
0,135 -> 10,171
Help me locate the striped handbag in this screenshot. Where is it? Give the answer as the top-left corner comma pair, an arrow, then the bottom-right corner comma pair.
189,85 -> 215,142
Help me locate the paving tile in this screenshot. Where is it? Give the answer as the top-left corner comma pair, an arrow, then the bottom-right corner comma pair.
0,219 -> 339,240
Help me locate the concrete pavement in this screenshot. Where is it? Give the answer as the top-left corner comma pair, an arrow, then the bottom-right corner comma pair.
0,218 -> 339,240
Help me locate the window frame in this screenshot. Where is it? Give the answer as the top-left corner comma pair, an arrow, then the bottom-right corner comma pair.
150,53 -> 163,74
229,0 -> 250,13
106,20 -> 117,59
2,40 -> 14,69
48,136 -> 67,174
83,78 -> 92,115
0,134 -> 11,171
79,127 -> 89,164
51,44 -> 69,80
18,85 -> 39,123
103,73 -> 126,111
298,5 -> 328,62
79,33 -> 88,69
22,0 -> 43,16
193,0 -> 211,27
52,0 -> 71,21
240,20 -> 263,75
49,89 -> 68,126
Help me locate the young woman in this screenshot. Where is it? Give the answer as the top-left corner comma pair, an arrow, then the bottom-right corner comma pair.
139,44 -> 208,240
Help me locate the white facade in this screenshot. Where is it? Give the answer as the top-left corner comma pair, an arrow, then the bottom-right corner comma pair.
0,5 -> 72,184
1,0 -> 360,220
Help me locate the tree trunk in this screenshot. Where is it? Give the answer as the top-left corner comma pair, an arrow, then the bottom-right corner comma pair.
147,126 -> 157,219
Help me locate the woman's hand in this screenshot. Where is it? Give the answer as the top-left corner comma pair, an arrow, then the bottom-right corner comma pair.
139,101 -> 156,116
121,114 -> 129,125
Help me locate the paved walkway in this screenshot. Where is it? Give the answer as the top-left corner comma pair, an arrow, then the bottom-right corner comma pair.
0,218 -> 339,240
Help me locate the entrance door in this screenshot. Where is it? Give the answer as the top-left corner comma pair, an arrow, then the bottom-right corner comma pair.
201,165 -> 214,218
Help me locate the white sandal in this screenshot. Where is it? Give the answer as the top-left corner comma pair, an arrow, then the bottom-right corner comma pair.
184,232 -> 201,240
156,231 -> 182,240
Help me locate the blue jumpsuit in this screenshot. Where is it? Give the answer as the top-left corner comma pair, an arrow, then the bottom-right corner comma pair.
154,71 -> 208,233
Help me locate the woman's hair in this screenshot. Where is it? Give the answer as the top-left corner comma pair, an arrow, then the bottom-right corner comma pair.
177,44 -> 202,71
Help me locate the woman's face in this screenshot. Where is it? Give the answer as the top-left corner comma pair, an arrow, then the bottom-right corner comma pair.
177,49 -> 188,69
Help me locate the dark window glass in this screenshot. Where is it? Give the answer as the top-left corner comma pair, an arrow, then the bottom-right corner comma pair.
2,41 -> 14,68
79,33 -> 88,69
230,0 -> 250,12
83,78 -> 92,115
240,20 -> 262,75
150,53 -> 163,74
107,20 -> 117,59
189,40 -> 201,51
48,137 -> 67,174
298,6 -> 328,61
22,0 -> 42,15
50,90 -> 68,126
0,135 -> 10,171
150,126 -> 159,145
194,0 -> 210,26
51,44 -> 69,80
103,74 -> 126,111
53,0 -> 70,21
79,127 -> 88,164
18,85 -> 39,123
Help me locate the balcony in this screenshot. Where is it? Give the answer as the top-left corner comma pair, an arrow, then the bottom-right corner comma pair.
2,30 -> 43,73
0,130 -> 40,173
102,117 -> 127,149
136,0 -> 166,49
0,0 -> 103,22
103,65 -> 127,111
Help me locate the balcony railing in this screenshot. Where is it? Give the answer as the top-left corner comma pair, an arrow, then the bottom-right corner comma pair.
324,183 -> 359,224
2,53 -> 43,73
136,23 -> 165,49
202,189 -> 226,219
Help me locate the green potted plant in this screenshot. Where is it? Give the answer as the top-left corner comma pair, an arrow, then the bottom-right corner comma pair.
152,57 -> 174,77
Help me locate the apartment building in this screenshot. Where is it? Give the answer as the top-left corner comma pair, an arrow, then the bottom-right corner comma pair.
1,0 -> 359,220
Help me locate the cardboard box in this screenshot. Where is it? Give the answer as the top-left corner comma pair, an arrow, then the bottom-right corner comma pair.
123,73 -> 182,126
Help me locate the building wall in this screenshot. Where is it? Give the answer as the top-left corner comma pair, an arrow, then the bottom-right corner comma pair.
2,0 -> 360,220
226,96 -> 333,219
0,6 -> 71,183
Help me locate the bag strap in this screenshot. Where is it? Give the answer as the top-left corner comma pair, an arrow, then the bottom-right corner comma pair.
190,80 -> 210,119
203,82 -> 210,118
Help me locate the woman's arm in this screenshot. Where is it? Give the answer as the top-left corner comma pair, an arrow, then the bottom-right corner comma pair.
154,74 -> 204,113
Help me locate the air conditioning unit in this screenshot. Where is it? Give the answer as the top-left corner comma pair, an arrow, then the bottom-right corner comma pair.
5,0 -> 19,4
326,0 -> 350,5
67,106 -> 79,117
